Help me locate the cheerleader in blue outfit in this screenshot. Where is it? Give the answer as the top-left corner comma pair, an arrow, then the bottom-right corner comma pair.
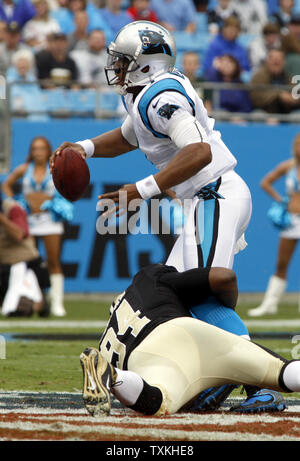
2,136 -> 73,317
249,133 -> 300,316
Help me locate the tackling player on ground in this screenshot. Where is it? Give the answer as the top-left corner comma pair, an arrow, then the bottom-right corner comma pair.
51,21 -> 282,412
80,263 -> 298,417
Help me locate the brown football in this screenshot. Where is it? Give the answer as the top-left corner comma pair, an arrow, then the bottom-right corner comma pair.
52,147 -> 90,202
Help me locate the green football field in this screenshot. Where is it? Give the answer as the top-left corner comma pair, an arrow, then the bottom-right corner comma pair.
0,297 -> 300,399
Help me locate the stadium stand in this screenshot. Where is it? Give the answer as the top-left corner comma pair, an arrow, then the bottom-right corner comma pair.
1,0 -> 300,124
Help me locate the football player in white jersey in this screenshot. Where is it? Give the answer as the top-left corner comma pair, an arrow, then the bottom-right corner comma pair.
52,20 -> 251,272
51,21 -> 281,412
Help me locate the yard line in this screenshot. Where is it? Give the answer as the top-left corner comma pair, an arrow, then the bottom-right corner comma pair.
0,320 -> 108,329
245,320 -> 300,328
1,319 -> 300,329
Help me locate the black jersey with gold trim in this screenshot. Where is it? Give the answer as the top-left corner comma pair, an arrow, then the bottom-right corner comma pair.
99,264 -> 212,370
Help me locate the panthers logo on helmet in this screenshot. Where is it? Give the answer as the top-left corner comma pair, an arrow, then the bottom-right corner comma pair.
139,29 -> 172,57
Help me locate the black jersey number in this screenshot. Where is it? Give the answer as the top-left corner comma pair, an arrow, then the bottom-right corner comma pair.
101,298 -> 151,368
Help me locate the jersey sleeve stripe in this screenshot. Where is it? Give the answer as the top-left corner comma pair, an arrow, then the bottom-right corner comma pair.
138,78 -> 196,138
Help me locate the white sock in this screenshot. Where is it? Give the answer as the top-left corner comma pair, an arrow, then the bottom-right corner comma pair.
50,273 -> 64,307
263,275 -> 286,305
111,368 -> 144,406
282,361 -> 300,392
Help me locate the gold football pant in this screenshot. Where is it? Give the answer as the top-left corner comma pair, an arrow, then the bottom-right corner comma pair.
127,317 -> 286,415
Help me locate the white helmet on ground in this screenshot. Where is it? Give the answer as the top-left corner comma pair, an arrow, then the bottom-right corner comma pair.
105,21 -> 177,94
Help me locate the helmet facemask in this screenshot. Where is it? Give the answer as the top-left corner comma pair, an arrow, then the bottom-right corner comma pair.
105,48 -> 141,95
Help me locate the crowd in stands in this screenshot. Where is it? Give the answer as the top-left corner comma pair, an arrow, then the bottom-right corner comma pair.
1,0 -> 300,120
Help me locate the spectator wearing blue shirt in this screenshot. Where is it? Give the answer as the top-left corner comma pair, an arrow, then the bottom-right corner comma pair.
150,0 -> 197,33
51,0 -> 113,41
0,0 -> 36,28
206,53 -> 252,113
203,16 -> 251,78
99,0 -> 132,38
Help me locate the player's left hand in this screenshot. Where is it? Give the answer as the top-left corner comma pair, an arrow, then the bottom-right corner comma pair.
98,184 -> 142,218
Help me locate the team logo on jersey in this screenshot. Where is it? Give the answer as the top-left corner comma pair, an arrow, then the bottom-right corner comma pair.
139,29 -> 172,57
157,103 -> 180,120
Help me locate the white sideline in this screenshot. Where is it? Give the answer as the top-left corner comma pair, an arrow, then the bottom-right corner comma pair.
0,320 -> 108,329
1,319 -> 300,329
245,319 -> 300,328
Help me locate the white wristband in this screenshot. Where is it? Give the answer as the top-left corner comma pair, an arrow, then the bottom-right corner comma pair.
75,139 -> 95,158
136,175 -> 161,200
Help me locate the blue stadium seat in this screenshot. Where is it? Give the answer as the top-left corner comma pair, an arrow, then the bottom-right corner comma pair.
173,31 -> 212,55
195,12 -> 208,33
10,83 -> 49,120
68,89 -> 96,116
207,0 -> 217,8
241,70 -> 252,83
238,34 -> 258,48
99,91 -> 120,112
173,31 -> 199,51
41,88 -> 72,117
294,0 -> 300,13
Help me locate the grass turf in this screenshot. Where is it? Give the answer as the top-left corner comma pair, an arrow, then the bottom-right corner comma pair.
0,299 -> 299,396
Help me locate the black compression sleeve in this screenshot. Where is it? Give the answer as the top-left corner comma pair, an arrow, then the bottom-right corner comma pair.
128,380 -> 163,415
159,267 -> 212,308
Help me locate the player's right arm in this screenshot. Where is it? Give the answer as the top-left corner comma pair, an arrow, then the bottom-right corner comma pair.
260,159 -> 294,202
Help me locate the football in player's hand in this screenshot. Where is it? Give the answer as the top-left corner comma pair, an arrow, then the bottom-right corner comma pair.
52,147 -> 90,202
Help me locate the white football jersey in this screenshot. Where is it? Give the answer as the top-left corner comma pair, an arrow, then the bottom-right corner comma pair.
121,70 -> 237,200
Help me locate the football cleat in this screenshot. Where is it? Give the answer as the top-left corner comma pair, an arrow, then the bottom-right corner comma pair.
229,389 -> 287,413
80,347 -> 117,416
187,384 -> 239,411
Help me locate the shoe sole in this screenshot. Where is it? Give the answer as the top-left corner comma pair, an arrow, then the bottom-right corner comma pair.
80,347 -> 111,417
230,404 -> 287,414
230,401 -> 287,413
